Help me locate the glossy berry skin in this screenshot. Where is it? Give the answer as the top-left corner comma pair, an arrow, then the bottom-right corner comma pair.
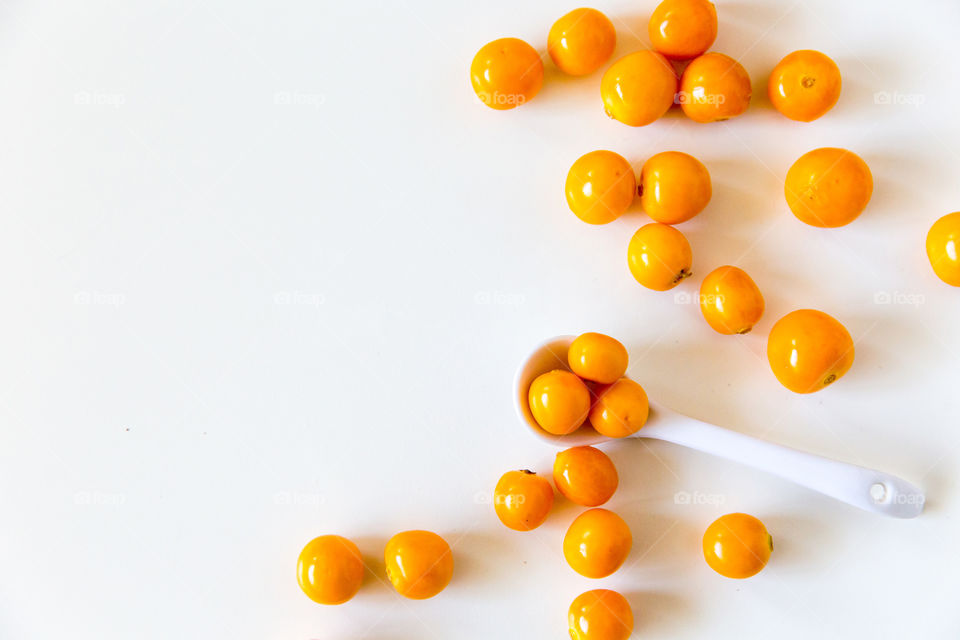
470,38 -> 543,110
648,0 -> 718,60
627,223 -> 693,291
601,51 -> 677,126
566,151 -> 636,225
589,378 -> 649,438
296,535 -> 364,605
567,332 -> 629,384
554,446 -> 619,507
494,470 -> 554,531
702,513 -> 772,579
563,508 -> 632,578
767,309 -> 854,393
699,266 -> 765,335
679,53 -> 751,123
639,151 -> 712,224
568,589 -> 634,640
384,530 -> 453,599
926,212 -> 960,286
528,370 -> 591,435
548,8 -> 617,76
768,50 -> 841,122
785,147 -> 872,227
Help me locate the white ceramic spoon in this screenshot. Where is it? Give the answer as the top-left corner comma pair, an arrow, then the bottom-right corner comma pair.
514,335 -> 925,519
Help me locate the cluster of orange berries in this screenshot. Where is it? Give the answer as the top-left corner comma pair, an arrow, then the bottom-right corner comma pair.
296,530 -> 453,604
499,332 -> 773,639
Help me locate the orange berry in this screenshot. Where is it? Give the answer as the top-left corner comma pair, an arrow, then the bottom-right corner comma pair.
767,309 -> 855,393
702,513 -> 772,579
679,52 -> 751,123
528,370 -> 591,435
768,50 -> 841,122
548,8 -> 617,76
568,589 -> 634,640
563,508 -> 632,578
296,535 -> 364,605
639,151 -> 712,224
648,0 -> 718,60
567,332 -> 629,384
926,212 -> 960,286
601,51 -> 677,126
554,446 -> 619,507
627,223 -> 693,291
699,266 -> 765,335
470,38 -> 543,110
589,378 -> 649,438
565,151 -> 636,225
493,470 -> 554,531
785,147 -> 873,227
384,530 -> 453,599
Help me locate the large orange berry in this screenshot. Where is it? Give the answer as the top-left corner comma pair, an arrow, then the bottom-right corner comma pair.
568,589 -> 634,640
494,470 -> 554,531
565,151 -> 636,225
648,0 -> 718,60
548,8 -> 617,76
601,51 -> 677,126
528,370 -> 591,435
926,212 -> 960,286
785,147 -> 872,227
296,535 -> 364,605
768,50 -> 841,122
567,332 -> 629,384
470,38 -> 543,110
702,513 -> 772,579
679,52 -> 751,123
699,266 -> 765,335
384,530 -> 453,599
554,446 -> 619,507
589,378 -> 649,438
627,223 -> 693,291
639,151 -> 712,224
767,309 -> 855,393
563,508 -> 632,578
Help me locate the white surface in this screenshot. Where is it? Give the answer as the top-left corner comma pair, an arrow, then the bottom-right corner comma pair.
0,0 -> 958,638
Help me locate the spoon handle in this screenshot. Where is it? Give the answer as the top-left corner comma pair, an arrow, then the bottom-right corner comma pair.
640,403 -> 925,518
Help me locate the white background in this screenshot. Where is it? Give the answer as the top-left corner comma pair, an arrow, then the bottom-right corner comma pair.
1,0 -> 958,638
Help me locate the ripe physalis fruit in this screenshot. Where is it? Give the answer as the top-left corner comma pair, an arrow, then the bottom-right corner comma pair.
627,222 -> 693,291
384,530 -> 454,599
601,50 -> 677,126
470,38 -> 543,110
768,50 -> 841,122
567,332 -> 629,384
494,469 -> 554,531
296,534 -> 364,605
565,151 -> 636,225
568,589 -> 634,640
679,52 -> 751,123
639,151 -> 712,224
554,445 -> 619,507
589,378 -> 649,438
699,266 -> 765,335
548,8 -> 617,76
528,369 -> 591,435
767,309 -> 855,393
563,508 -> 632,578
785,147 -> 873,227
648,0 -> 718,60
702,513 -> 772,579
926,212 -> 960,286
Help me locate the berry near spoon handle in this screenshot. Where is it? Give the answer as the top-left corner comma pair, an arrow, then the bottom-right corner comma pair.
640,403 -> 925,519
